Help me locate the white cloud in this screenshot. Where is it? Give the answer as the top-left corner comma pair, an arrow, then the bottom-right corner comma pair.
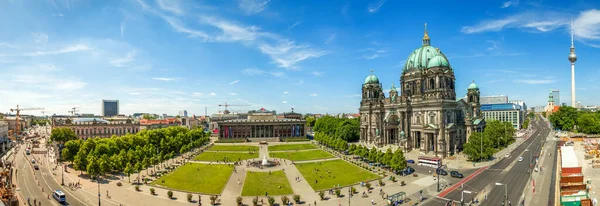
0,42 -> 18,49
282,100 -> 288,104
242,68 -> 286,77
164,17 -> 210,39
461,11 -> 569,34
311,71 -> 324,77
210,92 -> 217,96
110,50 -> 137,67
31,32 -> 49,46
286,21 -> 301,31
229,93 -> 238,96
129,92 -> 141,95
368,0 -> 386,13
152,77 -> 179,81
310,93 -> 318,97
325,33 -> 337,44
22,44 -> 91,57
237,0 -> 270,15
283,91 -> 289,94
229,80 -> 240,85
501,0 -> 519,8
573,9 -> 600,40
156,0 -> 183,15
192,92 -> 203,97
120,22 -> 125,38
293,80 -> 304,86
258,41 -> 328,69
362,54 -> 384,60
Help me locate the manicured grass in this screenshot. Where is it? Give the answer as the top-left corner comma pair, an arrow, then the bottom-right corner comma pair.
269,150 -> 334,161
268,144 -> 317,151
296,160 -> 380,191
242,170 -> 293,196
151,163 -> 233,194
209,145 -> 259,151
194,152 -> 259,162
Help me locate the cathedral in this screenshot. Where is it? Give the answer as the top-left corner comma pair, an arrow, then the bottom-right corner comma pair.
359,25 -> 485,157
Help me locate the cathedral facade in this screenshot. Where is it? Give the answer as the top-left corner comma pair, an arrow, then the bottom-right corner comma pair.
359,26 -> 485,157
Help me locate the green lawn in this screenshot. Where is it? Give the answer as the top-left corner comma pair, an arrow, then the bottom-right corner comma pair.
296,160 -> 380,191
269,150 -> 334,161
242,170 -> 293,196
151,163 -> 233,194
268,144 -> 317,151
209,145 -> 259,151
194,152 -> 259,162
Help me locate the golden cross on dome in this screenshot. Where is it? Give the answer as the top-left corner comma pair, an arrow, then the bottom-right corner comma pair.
370,69 -> 374,74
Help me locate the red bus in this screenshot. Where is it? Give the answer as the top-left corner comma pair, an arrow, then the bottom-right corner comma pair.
418,156 -> 442,168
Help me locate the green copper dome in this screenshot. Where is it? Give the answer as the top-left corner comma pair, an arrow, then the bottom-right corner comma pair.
468,81 -> 478,90
364,69 -> 379,84
427,55 -> 450,68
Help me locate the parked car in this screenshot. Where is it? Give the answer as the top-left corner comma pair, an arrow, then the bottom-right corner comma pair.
398,166 -> 415,176
505,153 -> 510,158
518,157 -> 524,162
436,169 -> 448,176
407,159 -> 415,164
450,171 -> 463,178
31,159 -> 35,164
34,165 -> 39,170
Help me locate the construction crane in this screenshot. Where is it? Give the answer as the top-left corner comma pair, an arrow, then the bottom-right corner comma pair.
69,107 -> 80,116
218,102 -> 250,114
9,105 -> 44,138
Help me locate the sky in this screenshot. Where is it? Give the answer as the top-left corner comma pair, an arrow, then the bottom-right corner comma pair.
1,0 -> 600,116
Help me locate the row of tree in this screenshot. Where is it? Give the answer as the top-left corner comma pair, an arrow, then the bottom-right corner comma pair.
57,126 -> 210,179
314,132 -> 349,151
522,118 -> 530,129
348,144 -> 407,172
549,106 -> 600,134
31,119 -> 51,126
313,116 -> 360,142
462,120 -> 516,161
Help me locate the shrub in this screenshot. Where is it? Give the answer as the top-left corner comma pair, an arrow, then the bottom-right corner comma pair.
167,190 -> 173,199
187,193 -> 193,202
281,196 -> 289,205
379,179 -> 385,186
350,186 -> 356,194
334,188 -> 341,197
135,185 -> 140,192
116,182 -> 122,186
150,188 -> 155,195
318,191 -> 325,200
268,196 -> 275,206
390,176 -> 396,182
365,182 -> 371,189
282,137 -> 310,142
293,195 -> 300,203
210,195 -> 217,205
236,196 -> 243,206
252,196 -> 259,206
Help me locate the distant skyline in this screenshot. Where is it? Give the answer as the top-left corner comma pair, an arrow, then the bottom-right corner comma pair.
1,0 -> 600,116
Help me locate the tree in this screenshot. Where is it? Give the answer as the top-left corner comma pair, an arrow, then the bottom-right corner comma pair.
462,132 -> 495,161
124,163 -> 133,183
293,195 -> 301,203
142,114 -> 156,120
305,117 -> 316,128
577,112 -> 600,134
50,128 -> 77,145
483,120 -> 515,149
390,149 -> 407,172
549,106 -> 578,131
86,155 -> 101,178
522,119 -> 530,129
62,139 -> 82,162
268,196 -> 275,206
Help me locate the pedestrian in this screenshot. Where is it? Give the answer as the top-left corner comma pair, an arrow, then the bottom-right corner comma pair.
314,200 -> 317,206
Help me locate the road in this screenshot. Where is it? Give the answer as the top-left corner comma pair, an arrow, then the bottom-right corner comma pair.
425,116 -> 550,206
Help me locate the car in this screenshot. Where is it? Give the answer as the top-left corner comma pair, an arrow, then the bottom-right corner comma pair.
505,153 -> 510,158
450,171 -> 463,178
518,157 -> 524,162
436,169 -> 448,176
52,190 -> 66,203
407,159 -> 415,164
398,166 -> 415,176
31,159 -> 35,164
34,165 -> 39,170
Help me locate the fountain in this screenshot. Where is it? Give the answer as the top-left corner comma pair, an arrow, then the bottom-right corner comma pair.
248,155 -> 278,168
262,155 -> 270,166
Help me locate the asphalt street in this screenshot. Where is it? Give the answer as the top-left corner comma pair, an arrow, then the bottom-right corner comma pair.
15,146 -> 54,206
424,117 -> 550,206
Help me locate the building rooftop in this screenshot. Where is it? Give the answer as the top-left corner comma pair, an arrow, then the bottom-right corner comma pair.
221,118 -> 305,123
561,146 -> 579,168
480,103 -> 522,111
73,118 -> 109,123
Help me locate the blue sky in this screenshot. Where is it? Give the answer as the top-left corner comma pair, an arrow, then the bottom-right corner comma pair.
1,0 -> 600,116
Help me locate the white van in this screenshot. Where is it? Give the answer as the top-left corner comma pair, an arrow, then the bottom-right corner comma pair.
53,190 -> 66,203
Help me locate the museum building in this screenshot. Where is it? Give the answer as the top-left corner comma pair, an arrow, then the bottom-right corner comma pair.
217,108 -> 305,141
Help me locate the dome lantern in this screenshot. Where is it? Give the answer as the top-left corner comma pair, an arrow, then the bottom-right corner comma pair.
423,23 -> 430,46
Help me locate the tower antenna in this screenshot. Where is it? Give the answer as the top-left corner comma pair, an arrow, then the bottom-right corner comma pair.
571,19 -> 574,48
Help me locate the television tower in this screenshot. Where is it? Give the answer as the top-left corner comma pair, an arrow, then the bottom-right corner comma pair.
568,19 -> 577,108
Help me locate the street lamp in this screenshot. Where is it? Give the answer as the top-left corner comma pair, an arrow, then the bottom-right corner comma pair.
495,182 -> 508,205
97,176 -> 101,206
348,186 -> 352,206
461,190 -> 472,206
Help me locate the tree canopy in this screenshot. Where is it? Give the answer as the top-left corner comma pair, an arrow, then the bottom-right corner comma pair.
313,116 -> 360,142
347,144 -> 407,172
483,120 -> 516,149
50,128 -> 78,144
462,132 -> 496,161
62,126 -> 210,177
549,106 -> 578,131
142,114 -> 156,120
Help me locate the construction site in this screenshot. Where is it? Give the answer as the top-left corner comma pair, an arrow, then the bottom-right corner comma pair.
555,137 -> 599,206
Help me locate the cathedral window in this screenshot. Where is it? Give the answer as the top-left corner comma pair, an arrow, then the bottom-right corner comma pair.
430,78 -> 435,89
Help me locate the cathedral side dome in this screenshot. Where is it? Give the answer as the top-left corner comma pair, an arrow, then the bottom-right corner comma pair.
364,69 -> 380,84
468,81 -> 479,90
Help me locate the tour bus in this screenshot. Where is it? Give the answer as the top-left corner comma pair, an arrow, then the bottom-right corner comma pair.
53,190 -> 66,203
417,156 -> 442,168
